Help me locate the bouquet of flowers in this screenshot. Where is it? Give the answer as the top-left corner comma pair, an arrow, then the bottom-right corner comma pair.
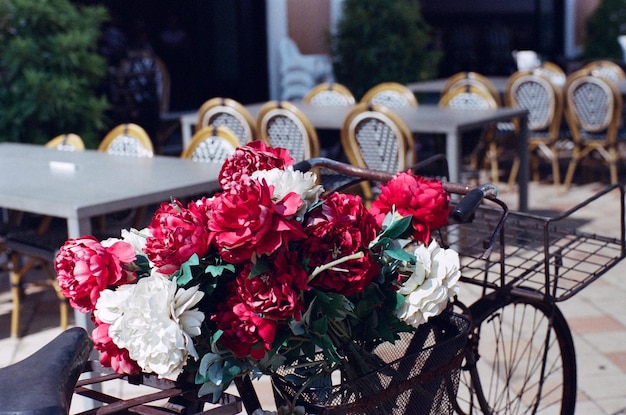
54,141 -> 461,407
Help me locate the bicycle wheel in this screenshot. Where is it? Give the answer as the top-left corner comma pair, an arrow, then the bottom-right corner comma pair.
454,292 -> 577,415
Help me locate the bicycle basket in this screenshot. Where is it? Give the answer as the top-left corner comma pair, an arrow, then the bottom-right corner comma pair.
271,312 -> 469,415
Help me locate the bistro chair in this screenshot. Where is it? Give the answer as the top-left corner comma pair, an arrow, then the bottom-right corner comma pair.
181,125 -> 240,163
505,70 -> 565,189
197,97 -> 257,144
98,123 -> 154,230
439,84 -> 506,184
442,71 -> 502,105
581,60 -> 626,84
562,68 -> 624,190
341,102 -> 414,202
256,100 -> 320,162
98,123 -> 154,157
535,61 -> 567,88
303,82 -> 356,106
45,133 -> 85,151
360,82 -> 418,109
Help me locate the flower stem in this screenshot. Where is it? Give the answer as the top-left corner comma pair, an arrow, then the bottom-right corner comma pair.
308,251 -> 365,283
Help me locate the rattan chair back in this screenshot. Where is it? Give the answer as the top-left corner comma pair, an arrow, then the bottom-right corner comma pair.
442,72 -> 502,105
341,103 -> 413,200
303,82 -> 356,106
197,97 -> 257,144
562,68 -> 624,189
535,61 -> 566,88
256,100 -> 320,162
181,125 -> 240,163
45,133 -> 85,151
360,82 -> 418,109
582,60 -> 626,84
505,70 -> 564,186
98,123 -> 154,157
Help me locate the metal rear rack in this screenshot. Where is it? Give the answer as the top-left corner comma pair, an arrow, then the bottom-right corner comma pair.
437,184 -> 626,302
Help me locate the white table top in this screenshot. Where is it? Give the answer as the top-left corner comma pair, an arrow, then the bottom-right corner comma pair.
0,143 -> 221,237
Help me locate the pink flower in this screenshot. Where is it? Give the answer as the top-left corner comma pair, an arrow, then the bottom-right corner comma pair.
236,248 -> 309,321
214,295 -> 277,360
207,180 -> 306,263
218,141 -> 294,189
92,319 -> 141,376
55,236 -> 136,313
144,198 -> 213,274
303,193 -> 380,296
370,172 -> 450,244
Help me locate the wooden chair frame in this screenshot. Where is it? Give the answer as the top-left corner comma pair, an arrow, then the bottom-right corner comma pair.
256,100 -> 320,161
340,103 -> 414,201
303,82 -> 356,106
562,69 -> 624,190
197,97 -> 257,144
181,125 -> 241,162
360,82 -> 418,109
98,123 -> 154,157
505,70 -> 564,188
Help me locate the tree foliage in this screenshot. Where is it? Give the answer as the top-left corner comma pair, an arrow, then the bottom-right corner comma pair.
0,0 -> 109,147
331,0 -> 441,99
584,0 -> 626,60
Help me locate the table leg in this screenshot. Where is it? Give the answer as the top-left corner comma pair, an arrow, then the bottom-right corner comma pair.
517,115 -> 529,212
445,132 -> 460,183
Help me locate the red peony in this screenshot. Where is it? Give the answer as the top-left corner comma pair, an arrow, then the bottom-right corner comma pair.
214,296 -> 277,360
370,172 -> 450,244
144,198 -> 213,275
92,319 -> 141,376
218,141 -> 294,189
303,192 -> 381,296
55,236 -> 137,313
207,180 -> 306,264
236,248 -> 309,321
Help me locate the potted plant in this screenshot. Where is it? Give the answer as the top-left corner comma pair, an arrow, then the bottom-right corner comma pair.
0,0 -> 109,148
331,0 -> 442,99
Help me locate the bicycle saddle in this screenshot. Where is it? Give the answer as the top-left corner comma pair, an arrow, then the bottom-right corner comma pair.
0,327 -> 93,415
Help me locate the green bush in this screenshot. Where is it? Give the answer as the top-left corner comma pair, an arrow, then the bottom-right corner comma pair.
584,0 -> 626,60
0,0 -> 109,147
331,0 -> 441,99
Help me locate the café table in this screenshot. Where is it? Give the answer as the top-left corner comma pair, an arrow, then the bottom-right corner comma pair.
0,142 -> 221,328
180,102 -> 529,211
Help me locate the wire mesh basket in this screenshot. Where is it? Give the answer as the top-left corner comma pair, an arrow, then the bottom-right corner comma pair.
436,184 -> 625,301
271,312 -> 469,415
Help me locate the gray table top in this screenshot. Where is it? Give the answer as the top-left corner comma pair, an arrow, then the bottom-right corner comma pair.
0,143 -> 220,220
244,101 -> 527,133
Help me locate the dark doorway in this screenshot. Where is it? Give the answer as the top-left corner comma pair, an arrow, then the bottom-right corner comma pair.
95,0 -> 269,111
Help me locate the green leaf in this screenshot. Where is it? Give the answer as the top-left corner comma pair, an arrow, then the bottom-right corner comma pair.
311,315 -> 328,335
249,257 -> 270,279
385,248 -> 415,262
204,263 -> 235,278
174,254 -> 200,286
380,215 -> 413,239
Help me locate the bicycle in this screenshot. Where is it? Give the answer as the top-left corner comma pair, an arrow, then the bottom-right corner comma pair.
2,157 -> 623,415
301,157 -> 625,415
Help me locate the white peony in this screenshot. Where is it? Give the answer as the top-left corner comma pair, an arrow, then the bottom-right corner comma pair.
252,167 -> 323,217
120,228 -> 151,254
94,274 -> 205,380
395,240 -> 461,328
